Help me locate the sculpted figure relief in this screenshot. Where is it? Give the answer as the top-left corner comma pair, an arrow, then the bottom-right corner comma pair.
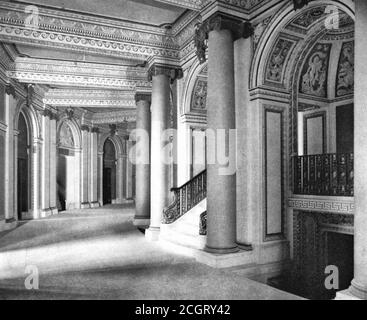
300,44 -> 330,97
336,41 -> 354,97
59,122 -> 74,148
266,38 -> 293,82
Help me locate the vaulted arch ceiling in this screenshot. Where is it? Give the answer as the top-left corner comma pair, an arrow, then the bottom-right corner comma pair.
251,0 -> 355,94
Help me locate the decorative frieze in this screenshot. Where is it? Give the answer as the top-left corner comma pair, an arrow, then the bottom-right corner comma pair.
288,196 -> 354,214
92,110 -> 136,125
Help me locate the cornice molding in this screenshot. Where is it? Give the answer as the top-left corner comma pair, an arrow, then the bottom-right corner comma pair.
153,0 -> 203,10
8,58 -> 152,90
0,2 -> 179,62
92,110 -> 136,125
44,89 -> 136,108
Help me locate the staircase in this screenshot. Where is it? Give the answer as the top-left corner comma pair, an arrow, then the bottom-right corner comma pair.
160,170 -> 207,250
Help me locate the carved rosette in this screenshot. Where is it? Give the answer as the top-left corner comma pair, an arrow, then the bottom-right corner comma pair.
194,13 -> 254,64
147,64 -> 183,84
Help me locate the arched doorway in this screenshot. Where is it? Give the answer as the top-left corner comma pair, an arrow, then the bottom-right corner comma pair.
57,121 -> 80,211
103,138 -> 116,205
17,112 -> 29,220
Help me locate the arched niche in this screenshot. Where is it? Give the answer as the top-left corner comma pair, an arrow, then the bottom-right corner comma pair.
56,119 -> 81,211
97,134 -> 126,206
14,102 -> 39,220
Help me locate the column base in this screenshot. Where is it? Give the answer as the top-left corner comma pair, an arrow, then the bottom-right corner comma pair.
50,207 -> 58,215
348,280 -> 367,300
81,202 -> 90,209
0,218 -> 18,232
40,208 -> 53,218
90,201 -> 100,208
335,288 -> 362,300
205,245 -> 240,254
145,227 -> 160,241
196,248 -> 255,268
133,218 -> 150,228
236,242 -> 253,251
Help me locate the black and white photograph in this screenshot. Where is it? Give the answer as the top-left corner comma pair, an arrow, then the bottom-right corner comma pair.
0,0 -> 364,306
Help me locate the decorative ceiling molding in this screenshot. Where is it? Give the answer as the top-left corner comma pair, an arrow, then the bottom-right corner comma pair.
44,89 -> 135,108
8,58 -> 152,90
92,110 -> 136,125
152,0 -> 203,10
0,2 -> 179,62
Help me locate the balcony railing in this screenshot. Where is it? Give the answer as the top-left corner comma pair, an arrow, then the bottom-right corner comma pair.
293,153 -> 354,197
162,170 -> 206,224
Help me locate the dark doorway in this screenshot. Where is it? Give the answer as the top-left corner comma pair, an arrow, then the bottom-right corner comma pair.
57,154 -> 67,211
336,104 -> 354,154
103,139 -> 116,205
17,113 -> 29,220
103,168 -> 112,204
323,232 -> 354,299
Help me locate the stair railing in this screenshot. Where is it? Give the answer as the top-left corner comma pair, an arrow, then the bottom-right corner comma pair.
162,169 -> 207,224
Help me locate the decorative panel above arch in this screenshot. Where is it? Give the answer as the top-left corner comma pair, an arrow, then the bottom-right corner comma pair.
336,41 -> 354,97
264,36 -> 297,86
191,78 -> 207,113
299,43 -> 331,98
59,122 -> 74,148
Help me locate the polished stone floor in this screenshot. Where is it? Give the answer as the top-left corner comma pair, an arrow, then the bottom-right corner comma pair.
0,205 -> 302,300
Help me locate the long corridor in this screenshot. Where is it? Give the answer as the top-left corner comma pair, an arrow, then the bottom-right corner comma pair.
0,205 -> 301,300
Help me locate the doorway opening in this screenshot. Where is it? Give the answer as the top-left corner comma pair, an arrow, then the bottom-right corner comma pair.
103,139 -> 116,205
17,112 -> 29,220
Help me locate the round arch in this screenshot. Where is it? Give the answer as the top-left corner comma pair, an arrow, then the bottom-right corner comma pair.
56,114 -> 82,211
250,0 -> 355,90
56,115 -> 82,150
98,133 -> 125,156
181,60 -> 208,116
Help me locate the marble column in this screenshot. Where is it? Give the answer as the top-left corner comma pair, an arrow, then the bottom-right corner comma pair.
49,115 -> 58,215
41,110 -> 51,217
234,30 -> 254,249
81,125 -> 90,208
89,128 -> 99,208
145,64 -> 182,241
349,0 -> 367,300
32,138 -> 42,219
205,15 -> 236,253
134,93 -> 151,228
125,139 -> 134,200
97,152 -> 104,206
196,14 -> 253,253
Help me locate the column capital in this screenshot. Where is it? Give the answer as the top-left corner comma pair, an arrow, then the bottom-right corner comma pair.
5,84 -> 16,98
80,125 -> 90,132
135,93 -> 152,104
147,64 -> 183,83
42,108 -> 58,120
194,13 -> 253,64
91,127 -> 100,134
